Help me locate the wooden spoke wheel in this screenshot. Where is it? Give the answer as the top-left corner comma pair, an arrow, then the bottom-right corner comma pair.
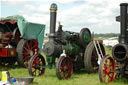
28,54 -> 46,76
84,41 -> 106,72
56,56 -> 73,80
99,56 -> 116,83
16,39 -> 39,67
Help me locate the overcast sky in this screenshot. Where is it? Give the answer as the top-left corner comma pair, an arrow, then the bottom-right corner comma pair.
0,0 -> 128,34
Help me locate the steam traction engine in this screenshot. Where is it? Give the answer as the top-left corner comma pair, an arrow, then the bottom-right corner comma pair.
28,3 -> 106,80
99,3 -> 128,83
0,16 -> 45,67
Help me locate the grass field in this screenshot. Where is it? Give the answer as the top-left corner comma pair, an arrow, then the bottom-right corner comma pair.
0,67 -> 128,85
0,47 -> 128,85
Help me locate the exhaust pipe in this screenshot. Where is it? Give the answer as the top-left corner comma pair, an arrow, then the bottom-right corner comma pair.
49,3 -> 57,37
119,3 -> 128,44
113,3 -> 128,62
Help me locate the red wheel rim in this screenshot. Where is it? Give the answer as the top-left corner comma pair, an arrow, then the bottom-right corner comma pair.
23,39 -> 39,67
91,43 -> 106,69
102,56 -> 116,83
31,54 -> 46,76
58,57 -> 73,79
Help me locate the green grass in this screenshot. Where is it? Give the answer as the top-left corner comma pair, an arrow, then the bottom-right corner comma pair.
0,67 -> 128,85
105,46 -> 112,56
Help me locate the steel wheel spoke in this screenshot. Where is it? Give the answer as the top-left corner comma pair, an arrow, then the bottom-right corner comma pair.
29,54 -> 46,76
22,39 -> 39,67
57,56 -> 73,80
100,56 -> 116,83
24,46 -> 29,51
29,40 -> 33,49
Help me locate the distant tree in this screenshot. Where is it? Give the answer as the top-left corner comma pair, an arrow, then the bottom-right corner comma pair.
94,33 -> 119,38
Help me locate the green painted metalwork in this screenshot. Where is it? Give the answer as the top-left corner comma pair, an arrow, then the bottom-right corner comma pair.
0,15 -> 25,21
82,30 -> 91,45
65,32 -> 72,40
47,56 -> 56,68
62,43 -> 80,56
17,18 -> 45,53
40,64 -> 56,69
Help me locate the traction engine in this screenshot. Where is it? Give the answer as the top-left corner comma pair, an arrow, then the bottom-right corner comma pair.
99,3 -> 128,83
28,3 -> 106,80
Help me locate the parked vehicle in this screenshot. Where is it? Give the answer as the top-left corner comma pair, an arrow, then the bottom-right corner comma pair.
0,15 -> 45,67
28,3 -> 106,80
99,3 -> 128,83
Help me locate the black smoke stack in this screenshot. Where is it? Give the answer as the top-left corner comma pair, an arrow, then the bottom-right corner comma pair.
119,3 -> 128,44
49,3 -> 57,37
112,3 -> 128,62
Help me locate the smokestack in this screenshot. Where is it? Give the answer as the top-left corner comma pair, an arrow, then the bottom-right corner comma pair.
119,3 -> 128,44
49,3 -> 57,37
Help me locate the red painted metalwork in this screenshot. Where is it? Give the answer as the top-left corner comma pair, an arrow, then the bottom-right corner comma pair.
57,56 -> 73,79
28,54 -> 46,76
100,56 -> 116,83
0,49 -> 8,57
0,20 -> 17,24
0,48 -> 16,57
23,39 -> 39,67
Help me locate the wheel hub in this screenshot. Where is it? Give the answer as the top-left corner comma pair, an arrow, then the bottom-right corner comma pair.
28,50 -> 34,56
63,66 -> 67,71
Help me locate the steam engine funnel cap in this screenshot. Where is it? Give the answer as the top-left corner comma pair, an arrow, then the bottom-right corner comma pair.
120,3 -> 128,6
50,3 -> 57,12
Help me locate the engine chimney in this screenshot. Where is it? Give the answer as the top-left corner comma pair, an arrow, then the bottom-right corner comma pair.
112,3 -> 128,62
49,3 -> 57,37
119,3 -> 128,44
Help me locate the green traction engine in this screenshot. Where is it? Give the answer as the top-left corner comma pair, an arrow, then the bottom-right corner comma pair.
28,3 -> 106,80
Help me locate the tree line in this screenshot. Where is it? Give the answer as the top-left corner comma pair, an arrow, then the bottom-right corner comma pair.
93,33 -> 119,38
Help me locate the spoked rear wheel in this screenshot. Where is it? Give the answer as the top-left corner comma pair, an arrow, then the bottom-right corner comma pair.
84,41 -> 106,72
56,56 -> 73,80
16,39 -> 39,67
99,56 -> 116,83
28,54 -> 46,76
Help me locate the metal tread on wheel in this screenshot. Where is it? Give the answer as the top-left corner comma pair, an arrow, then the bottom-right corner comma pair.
99,56 -> 116,83
16,39 -> 39,67
56,56 -> 73,80
84,41 -> 106,73
28,54 -> 46,76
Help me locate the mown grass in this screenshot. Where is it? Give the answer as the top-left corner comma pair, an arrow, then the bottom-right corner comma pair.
0,67 -> 128,85
105,46 -> 112,56
0,47 -> 128,85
